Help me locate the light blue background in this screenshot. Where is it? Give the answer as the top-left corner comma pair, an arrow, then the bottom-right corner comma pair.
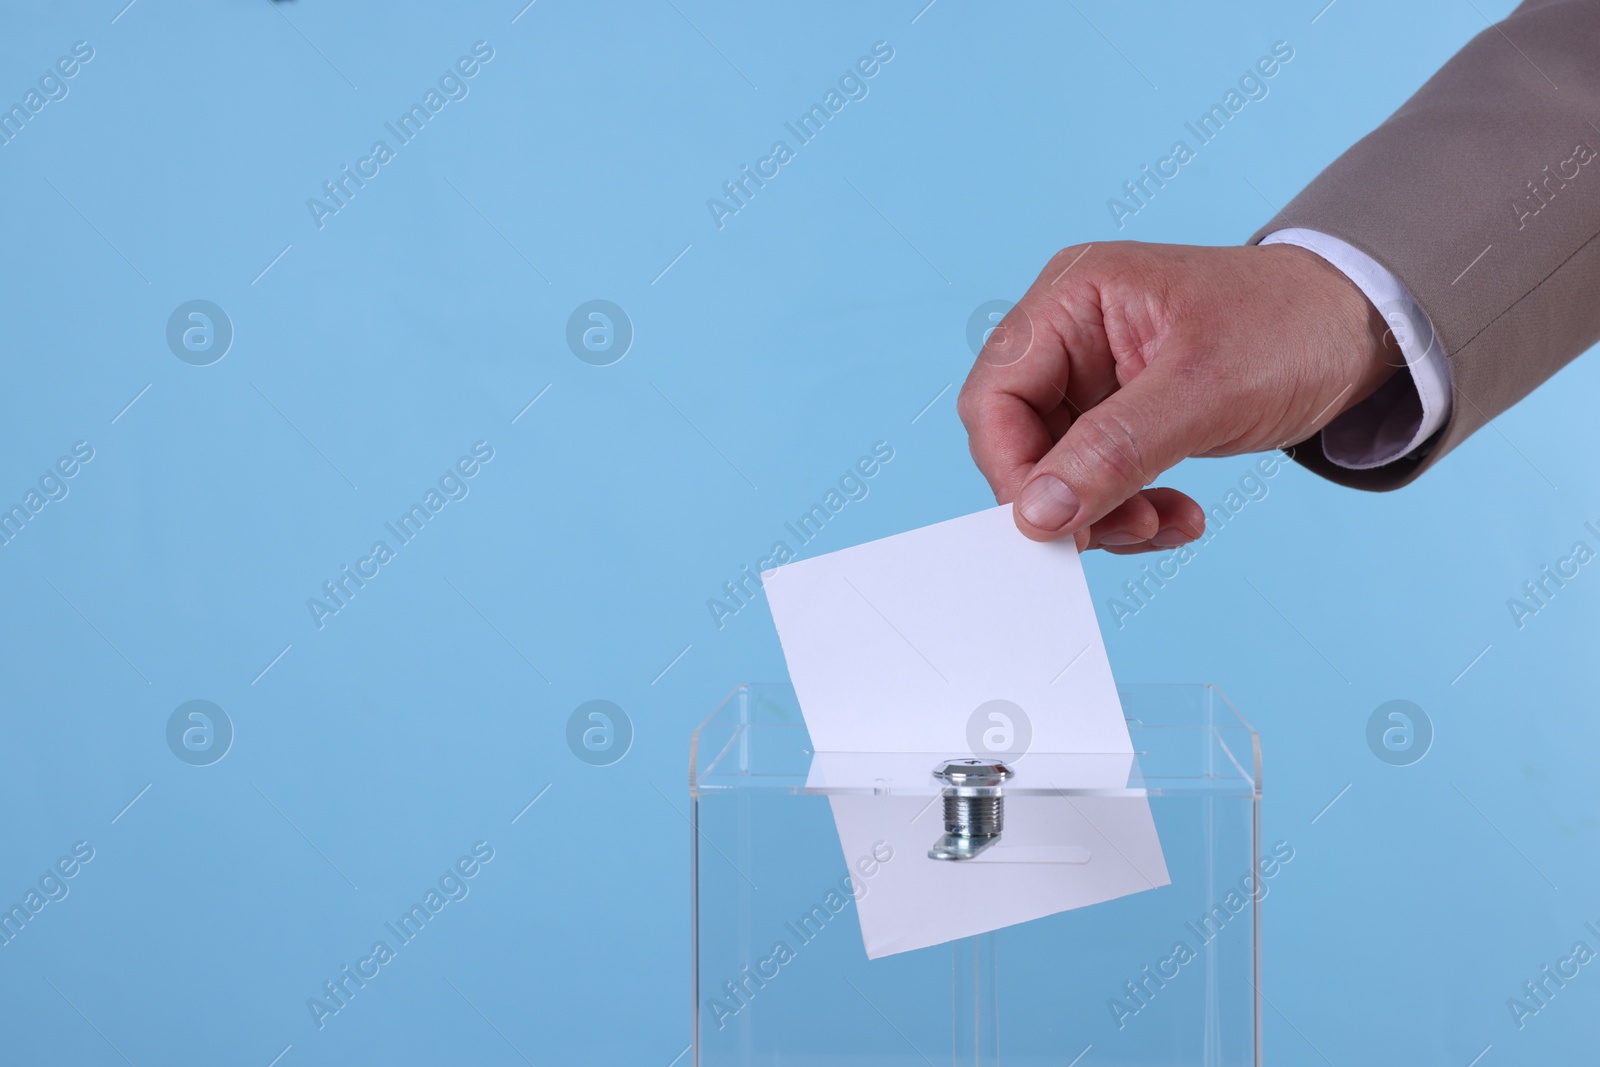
2,0 -> 1596,1063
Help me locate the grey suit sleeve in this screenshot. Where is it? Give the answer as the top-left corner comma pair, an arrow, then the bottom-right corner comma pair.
1248,0 -> 1600,490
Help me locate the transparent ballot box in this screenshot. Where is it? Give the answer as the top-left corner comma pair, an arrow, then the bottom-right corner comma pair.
689,683 -> 1264,1066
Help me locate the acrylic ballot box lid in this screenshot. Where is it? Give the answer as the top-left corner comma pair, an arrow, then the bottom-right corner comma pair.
690,682 -> 1261,800
689,683 -> 1264,1067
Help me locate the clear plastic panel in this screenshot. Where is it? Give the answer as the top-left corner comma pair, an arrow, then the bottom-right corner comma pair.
691,684 -> 1262,1066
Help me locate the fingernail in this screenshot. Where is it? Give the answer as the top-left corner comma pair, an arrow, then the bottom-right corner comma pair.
1018,475 -> 1079,530
1151,528 -> 1189,547
1100,532 -> 1146,546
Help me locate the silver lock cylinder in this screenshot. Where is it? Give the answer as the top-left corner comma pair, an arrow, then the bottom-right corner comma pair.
928,758 -> 1013,861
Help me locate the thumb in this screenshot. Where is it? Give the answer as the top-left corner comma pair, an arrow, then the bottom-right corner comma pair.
1013,372 -> 1206,540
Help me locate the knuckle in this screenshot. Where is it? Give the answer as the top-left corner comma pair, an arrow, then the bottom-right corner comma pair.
1045,245 -> 1082,270
1078,408 -> 1148,490
1041,244 -> 1094,287
955,383 -> 980,428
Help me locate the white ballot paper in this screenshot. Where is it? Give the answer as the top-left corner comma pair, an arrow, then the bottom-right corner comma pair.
762,504 -> 1169,958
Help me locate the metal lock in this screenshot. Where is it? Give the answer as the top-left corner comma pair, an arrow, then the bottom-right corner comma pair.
927,758 -> 1013,861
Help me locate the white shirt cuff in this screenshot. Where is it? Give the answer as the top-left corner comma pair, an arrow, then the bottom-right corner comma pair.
1260,227 -> 1452,469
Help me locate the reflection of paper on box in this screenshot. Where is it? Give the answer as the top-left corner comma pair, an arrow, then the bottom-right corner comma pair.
763,504 -> 1169,958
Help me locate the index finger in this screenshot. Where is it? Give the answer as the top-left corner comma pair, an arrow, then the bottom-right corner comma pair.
957,258 -> 1109,502
956,365 -> 1057,504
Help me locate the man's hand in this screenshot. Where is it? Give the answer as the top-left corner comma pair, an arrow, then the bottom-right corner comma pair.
957,241 -> 1399,552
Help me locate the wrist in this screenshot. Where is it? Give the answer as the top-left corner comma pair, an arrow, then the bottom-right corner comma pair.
1264,243 -> 1399,414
